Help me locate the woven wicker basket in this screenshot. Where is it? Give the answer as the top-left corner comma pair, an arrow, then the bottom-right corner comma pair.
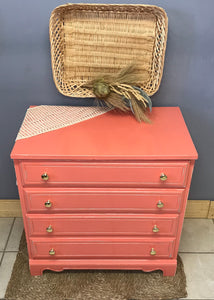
49,4 -> 168,98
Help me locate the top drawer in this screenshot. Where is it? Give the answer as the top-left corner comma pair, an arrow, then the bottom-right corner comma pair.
19,161 -> 189,188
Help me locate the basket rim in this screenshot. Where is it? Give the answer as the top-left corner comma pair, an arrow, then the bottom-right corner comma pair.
50,3 -> 168,15
49,3 -> 168,98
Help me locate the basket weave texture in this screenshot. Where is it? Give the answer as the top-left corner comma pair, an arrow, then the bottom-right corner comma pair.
49,4 -> 168,98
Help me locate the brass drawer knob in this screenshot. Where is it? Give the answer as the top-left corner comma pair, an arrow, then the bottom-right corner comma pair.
46,225 -> 53,233
150,248 -> 156,256
152,225 -> 159,233
44,200 -> 52,208
160,173 -> 167,181
41,173 -> 49,181
157,200 -> 164,209
49,248 -> 55,255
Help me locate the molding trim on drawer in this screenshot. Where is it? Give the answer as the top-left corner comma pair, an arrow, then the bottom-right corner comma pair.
19,161 -> 189,188
0,199 -> 213,218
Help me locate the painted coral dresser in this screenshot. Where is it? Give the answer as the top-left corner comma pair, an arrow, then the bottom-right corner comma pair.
11,107 -> 198,276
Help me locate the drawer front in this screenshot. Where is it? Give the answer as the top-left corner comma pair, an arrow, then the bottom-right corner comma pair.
30,237 -> 175,259
24,188 -> 184,213
20,161 -> 189,187
26,214 -> 179,237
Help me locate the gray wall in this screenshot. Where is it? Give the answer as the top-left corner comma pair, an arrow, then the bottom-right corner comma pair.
0,0 -> 213,200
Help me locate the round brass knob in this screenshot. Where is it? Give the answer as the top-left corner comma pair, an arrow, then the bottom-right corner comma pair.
152,225 -> 159,233
41,173 -> 49,181
49,248 -> 55,255
157,200 -> 164,209
160,173 -> 167,181
150,248 -> 156,256
44,200 -> 52,208
46,225 -> 53,233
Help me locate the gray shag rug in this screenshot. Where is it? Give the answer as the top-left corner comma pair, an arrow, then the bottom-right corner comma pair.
5,232 -> 187,300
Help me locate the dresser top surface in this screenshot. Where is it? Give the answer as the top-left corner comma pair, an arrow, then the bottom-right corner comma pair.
11,107 -> 198,160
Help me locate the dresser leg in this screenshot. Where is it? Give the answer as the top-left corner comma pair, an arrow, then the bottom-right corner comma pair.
162,265 -> 177,277
30,265 -> 43,276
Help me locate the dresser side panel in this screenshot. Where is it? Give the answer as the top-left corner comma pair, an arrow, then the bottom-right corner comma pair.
173,160 -> 195,257
13,160 -> 33,259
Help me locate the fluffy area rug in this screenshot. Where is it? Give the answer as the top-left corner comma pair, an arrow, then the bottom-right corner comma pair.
5,232 -> 187,300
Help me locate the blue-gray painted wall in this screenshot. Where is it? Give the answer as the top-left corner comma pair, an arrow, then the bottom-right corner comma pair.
0,0 -> 213,200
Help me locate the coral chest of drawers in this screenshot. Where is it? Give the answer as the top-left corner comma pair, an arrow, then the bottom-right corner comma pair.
11,107 -> 198,276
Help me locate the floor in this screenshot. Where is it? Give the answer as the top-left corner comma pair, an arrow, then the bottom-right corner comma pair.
0,218 -> 214,300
